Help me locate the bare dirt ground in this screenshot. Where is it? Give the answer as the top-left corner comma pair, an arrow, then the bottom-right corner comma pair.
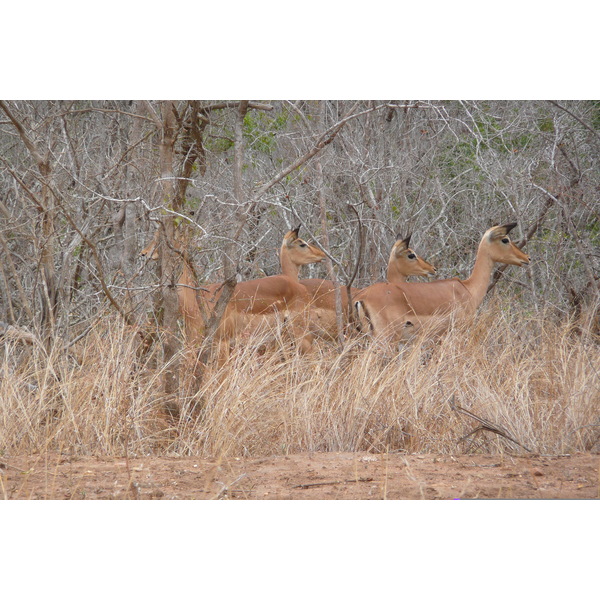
2,452 -> 598,499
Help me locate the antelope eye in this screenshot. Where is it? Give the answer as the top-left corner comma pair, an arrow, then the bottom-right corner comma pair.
501,238 -> 509,244
299,243 -> 307,248
408,253 -> 416,259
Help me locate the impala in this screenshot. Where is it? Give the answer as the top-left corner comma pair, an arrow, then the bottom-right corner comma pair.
300,233 -> 436,340
180,227 -> 326,357
354,223 -> 530,343
140,231 -> 205,346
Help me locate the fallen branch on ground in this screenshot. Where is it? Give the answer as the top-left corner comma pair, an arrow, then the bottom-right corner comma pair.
292,477 -> 374,489
449,396 -> 532,453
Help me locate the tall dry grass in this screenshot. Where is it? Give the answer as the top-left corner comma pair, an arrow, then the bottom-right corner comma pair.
1,303 -> 599,458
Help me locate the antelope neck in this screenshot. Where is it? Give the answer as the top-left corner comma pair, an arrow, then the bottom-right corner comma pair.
386,259 -> 407,284
279,245 -> 300,281
461,245 -> 495,309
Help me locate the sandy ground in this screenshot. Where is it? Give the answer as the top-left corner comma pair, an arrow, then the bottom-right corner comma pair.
2,451 -> 598,499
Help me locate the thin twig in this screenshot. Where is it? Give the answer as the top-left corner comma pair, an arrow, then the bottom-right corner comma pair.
292,477 -> 374,489
215,474 -> 248,499
346,202 -> 365,329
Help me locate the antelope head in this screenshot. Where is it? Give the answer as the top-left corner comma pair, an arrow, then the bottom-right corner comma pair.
283,226 -> 326,266
485,223 -> 530,267
392,233 -> 437,277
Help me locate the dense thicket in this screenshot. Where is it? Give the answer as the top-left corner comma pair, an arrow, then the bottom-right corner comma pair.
0,100 -> 598,349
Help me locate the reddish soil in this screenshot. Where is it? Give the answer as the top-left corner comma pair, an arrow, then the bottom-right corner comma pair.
2,452 -> 598,499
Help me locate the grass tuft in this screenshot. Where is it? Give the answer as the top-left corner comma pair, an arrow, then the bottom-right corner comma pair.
1,303 -> 598,459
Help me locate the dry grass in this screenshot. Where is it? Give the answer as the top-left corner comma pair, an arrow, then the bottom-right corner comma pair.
1,303 -> 599,459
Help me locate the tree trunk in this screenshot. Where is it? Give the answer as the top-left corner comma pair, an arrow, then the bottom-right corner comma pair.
157,101 -> 181,398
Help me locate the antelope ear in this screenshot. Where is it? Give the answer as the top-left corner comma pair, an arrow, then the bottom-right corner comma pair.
394,233 -> 410,254
489,222 -> 517,240
399,233 -> 411,247
285,227 -> 300,246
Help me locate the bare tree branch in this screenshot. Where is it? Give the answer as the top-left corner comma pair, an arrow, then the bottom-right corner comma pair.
548,100 -> 600,144
251,102 -> 385,203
